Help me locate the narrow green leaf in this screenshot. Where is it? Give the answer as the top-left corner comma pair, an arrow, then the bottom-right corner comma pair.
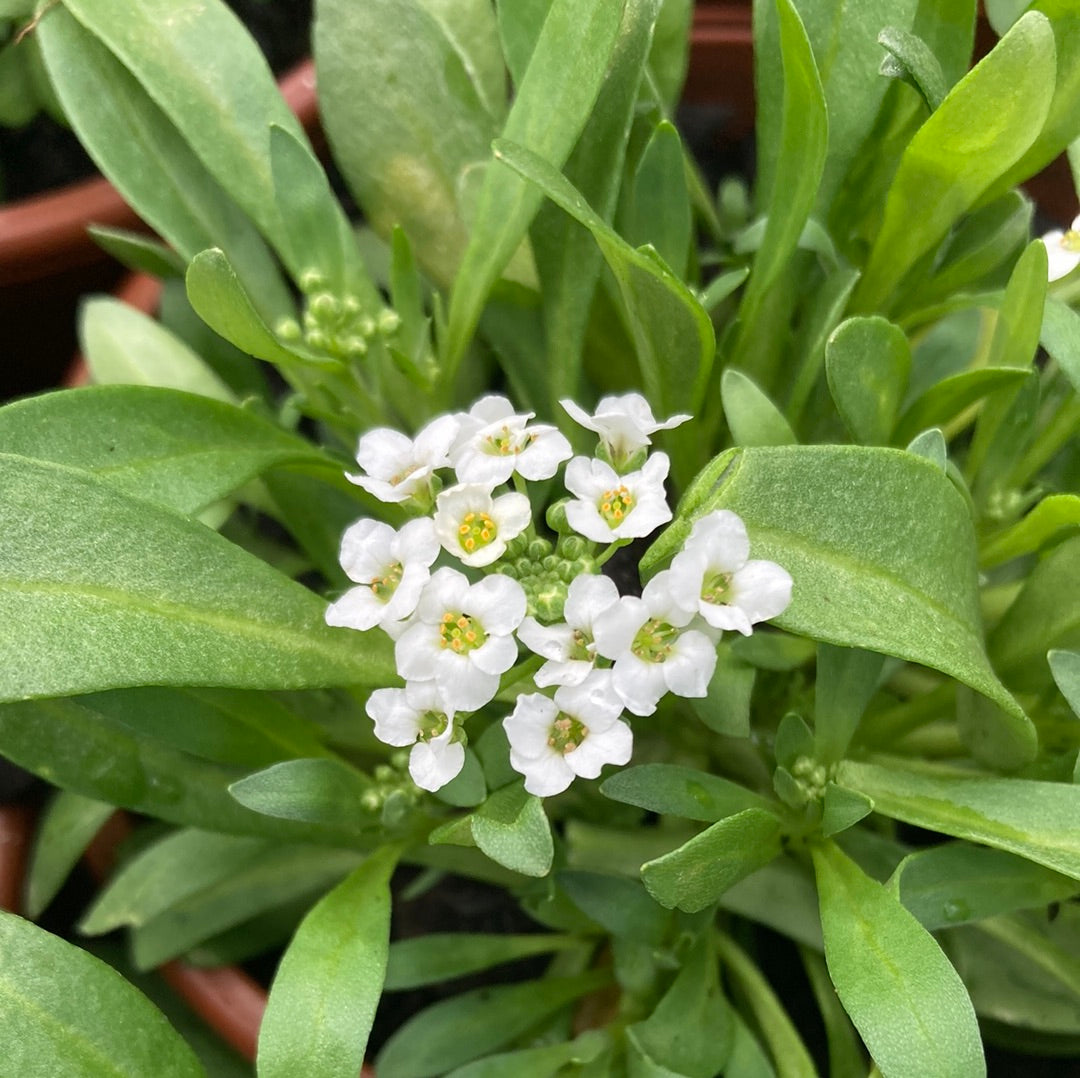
443,0 -> 628,371
470,782 -> 554,878
812,840 -> 985,1078
825,316 -> 911,445
375,971 -> 609,1078
893,842 -> 1080,930
601,764 -> 776,822
990,535 -> 1080,690
446,1034 -> 606,1078
878,26 -> 949,111
814,643 -> 886,763
258,845 -> 399,1078
721,369 -> 797,447
837,759 -> 1080,881
855,12 -> 1056,311
0,912 -> 204,1078
1050,650 -> 1080,717
641,808 -> 783,913
626,120 -> 692,278
24,792 -> 114,919
1041,295 -> 1080,393
690,643 -> 756,737
906,427 -> 948,471
0,696 -> 361,845
385,932 -> 582,991
981,495 -> 1080,568
229,759 -> 373,826
645,445 -> 1026,723
0,456 -> 393,701
0,386 -> 330,517
955,684 -> 1038,770
820,785 -> 873,838
559,871 -> 672,944
88,226 -> 186,279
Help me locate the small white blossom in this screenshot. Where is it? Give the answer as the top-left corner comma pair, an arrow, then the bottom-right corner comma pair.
1041,215 -> 1080,282
668,510 -> 792,635
563,453 -> 672,543
451,395 -> 572,485
325,518 -> 438,634
348,413 -> 459,505
503,672 -> 632,796
433,484 -> 531,568
395,568 -> 526,712
561,393 -> 690,466
365,682 -> 464,791
593,572 -> 717,716
517,574 -> 620,687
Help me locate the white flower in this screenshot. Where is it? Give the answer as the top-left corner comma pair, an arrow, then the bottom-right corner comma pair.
592,572 -> 717,716
1041,215 -> 1080,282
563,453 -> 672,543
348,413 -> 459,506
365,682 -> 464,791
451,395 -> 572,485
503,672 -> 632,796
668,510 -> 792,636
561,393 -> 690,466
433,484 -> 531,568
517,573 -> 620,687
395,568 -> 526,712
325,517 -> 439,634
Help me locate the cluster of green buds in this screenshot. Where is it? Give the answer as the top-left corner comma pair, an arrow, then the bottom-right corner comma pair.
496,531 -> 594,621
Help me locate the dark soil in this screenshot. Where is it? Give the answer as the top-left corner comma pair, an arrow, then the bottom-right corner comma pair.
0,0 -> 313,203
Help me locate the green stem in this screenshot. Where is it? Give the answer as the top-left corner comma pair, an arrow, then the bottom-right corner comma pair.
593,539 -> 630,568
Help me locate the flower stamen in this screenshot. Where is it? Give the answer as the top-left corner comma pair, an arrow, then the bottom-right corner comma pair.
457,510 -> 497,554
547,713 -> 588,755
439,611 -> 487,653
599,485 -> 635,528
630,618 -> 678,662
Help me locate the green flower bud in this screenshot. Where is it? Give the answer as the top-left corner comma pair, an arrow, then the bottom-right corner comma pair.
275,317 -> 302,342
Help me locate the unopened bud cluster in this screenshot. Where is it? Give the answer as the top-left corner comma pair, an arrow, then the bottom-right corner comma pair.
326,393 -> 793,798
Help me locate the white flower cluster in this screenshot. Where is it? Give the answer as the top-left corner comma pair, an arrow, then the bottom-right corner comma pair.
326,393 -> 793,798
1041,214 -> 1080,282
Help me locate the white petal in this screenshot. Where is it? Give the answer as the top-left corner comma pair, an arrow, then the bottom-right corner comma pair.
324,586 -> 383,631
641,570 -> 695,627
395,622 -> 441,680
412,413 -> 460,465
565,501 -> 617,543
517,618 -> 574,661
592,596 -> 647,660
560,398 -> 601,435
686,510 -> 750,571
667,549 -> 708,615
470,632 -> 520,677
567,718 -> 633,778
365,688 -> 421,747
409,735 -> 465,792
435,658 -> 499,712
468,575 -> 527,635
503,694 -> 559,758
556,671 -> 623,724
564,574 -> 620,630
517,752 -> 575,797
353,428 -> 412,479
1042,231 -> 1080,282
417,567 -> 470,621
663,631 -> 717,698
610,653 -> 667,716
516,428 -> 573,480
394,517 -> 440,565
696,600 -> 754,635
731,559 -> 794,625
564,456 -> 617,500
533,659 -> 594,687
380,562 -> 430,623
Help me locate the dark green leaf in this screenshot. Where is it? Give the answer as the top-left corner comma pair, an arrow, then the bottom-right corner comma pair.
955,684 -> 1037,770
0,912 -> 204,1077
820,785 -> 873,837
812,840 -> 985,1077
258,845 -> 399,1078
721,369 -> 798,448
1049,649 -> 1080,717
690,644 -> 755,737
1041,295 -> 1080,394
600,763 -> 775,822
626,120 -> 692,278
229,759 -> 372,826
641,809 -> 783,913
88,226 -> 186,279
814,644 -> 886,763
558,871 -> 671,944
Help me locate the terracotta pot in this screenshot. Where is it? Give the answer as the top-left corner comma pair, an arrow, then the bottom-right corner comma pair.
0,803 -> 33,915
0,59 -> 318,403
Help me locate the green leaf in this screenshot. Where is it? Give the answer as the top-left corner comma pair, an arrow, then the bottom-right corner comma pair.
559,871 -> 672,944
60,0 -> 308,261
836,759 -> 1080,881
38,5 -> 290,321
721,369 -> 798,448
229,758 -> 372,826
626,942 -> 733,1077
470,782 -> 554,878
0,456 -> 393,701
384,932 -> 582,991
493,138 -> 714,442
955,684 -> 1038,770
814,643 -> 886,763
892,366 -> 1031,446
0,385 -> 330,517
443,0 -> 628,372
258,845 -> 399,1078
990,535 -> 1080,690
375,971 -> 609,1078
601,764 -> 776,822
981,494 -> 1080,568
878,25 -> 949,111
24,791 -> 114,919
892,842 -> 1080,930
185,248 -> 324,369
645,445 -> 1026,723
0,696 -> 360,845
820,785 -> 873,838
315,0 -> 496,288
641,808 -> 784,913
445,1034 -> 606,1078
854,12 -> 1056,311
626,120 -> 692,278
812,840 -> 985,1078
1050,649 -> 1080,717
0,911 -> 204,1077
906,427 -> 948,471
1041,295 -> 1080,394
88,226 -> 187,279
690,643 -> 756,737
825,316 -> 911,445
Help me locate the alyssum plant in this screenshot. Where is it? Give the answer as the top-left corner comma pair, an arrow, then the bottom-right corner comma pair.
1,0 -> 1079,1075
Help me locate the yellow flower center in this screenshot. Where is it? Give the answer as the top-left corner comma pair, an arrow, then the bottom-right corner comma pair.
1062,229 -> 1080,253
547,713 -> 588,755
599,485 -> 635,527
483,425 -> 529,456
458,511 -> 497,555
631,618 -> 678,662
417,711 -> 449,742
439,612 -> 487,654
369,561 -> 403,602
700,570 -> 733,605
